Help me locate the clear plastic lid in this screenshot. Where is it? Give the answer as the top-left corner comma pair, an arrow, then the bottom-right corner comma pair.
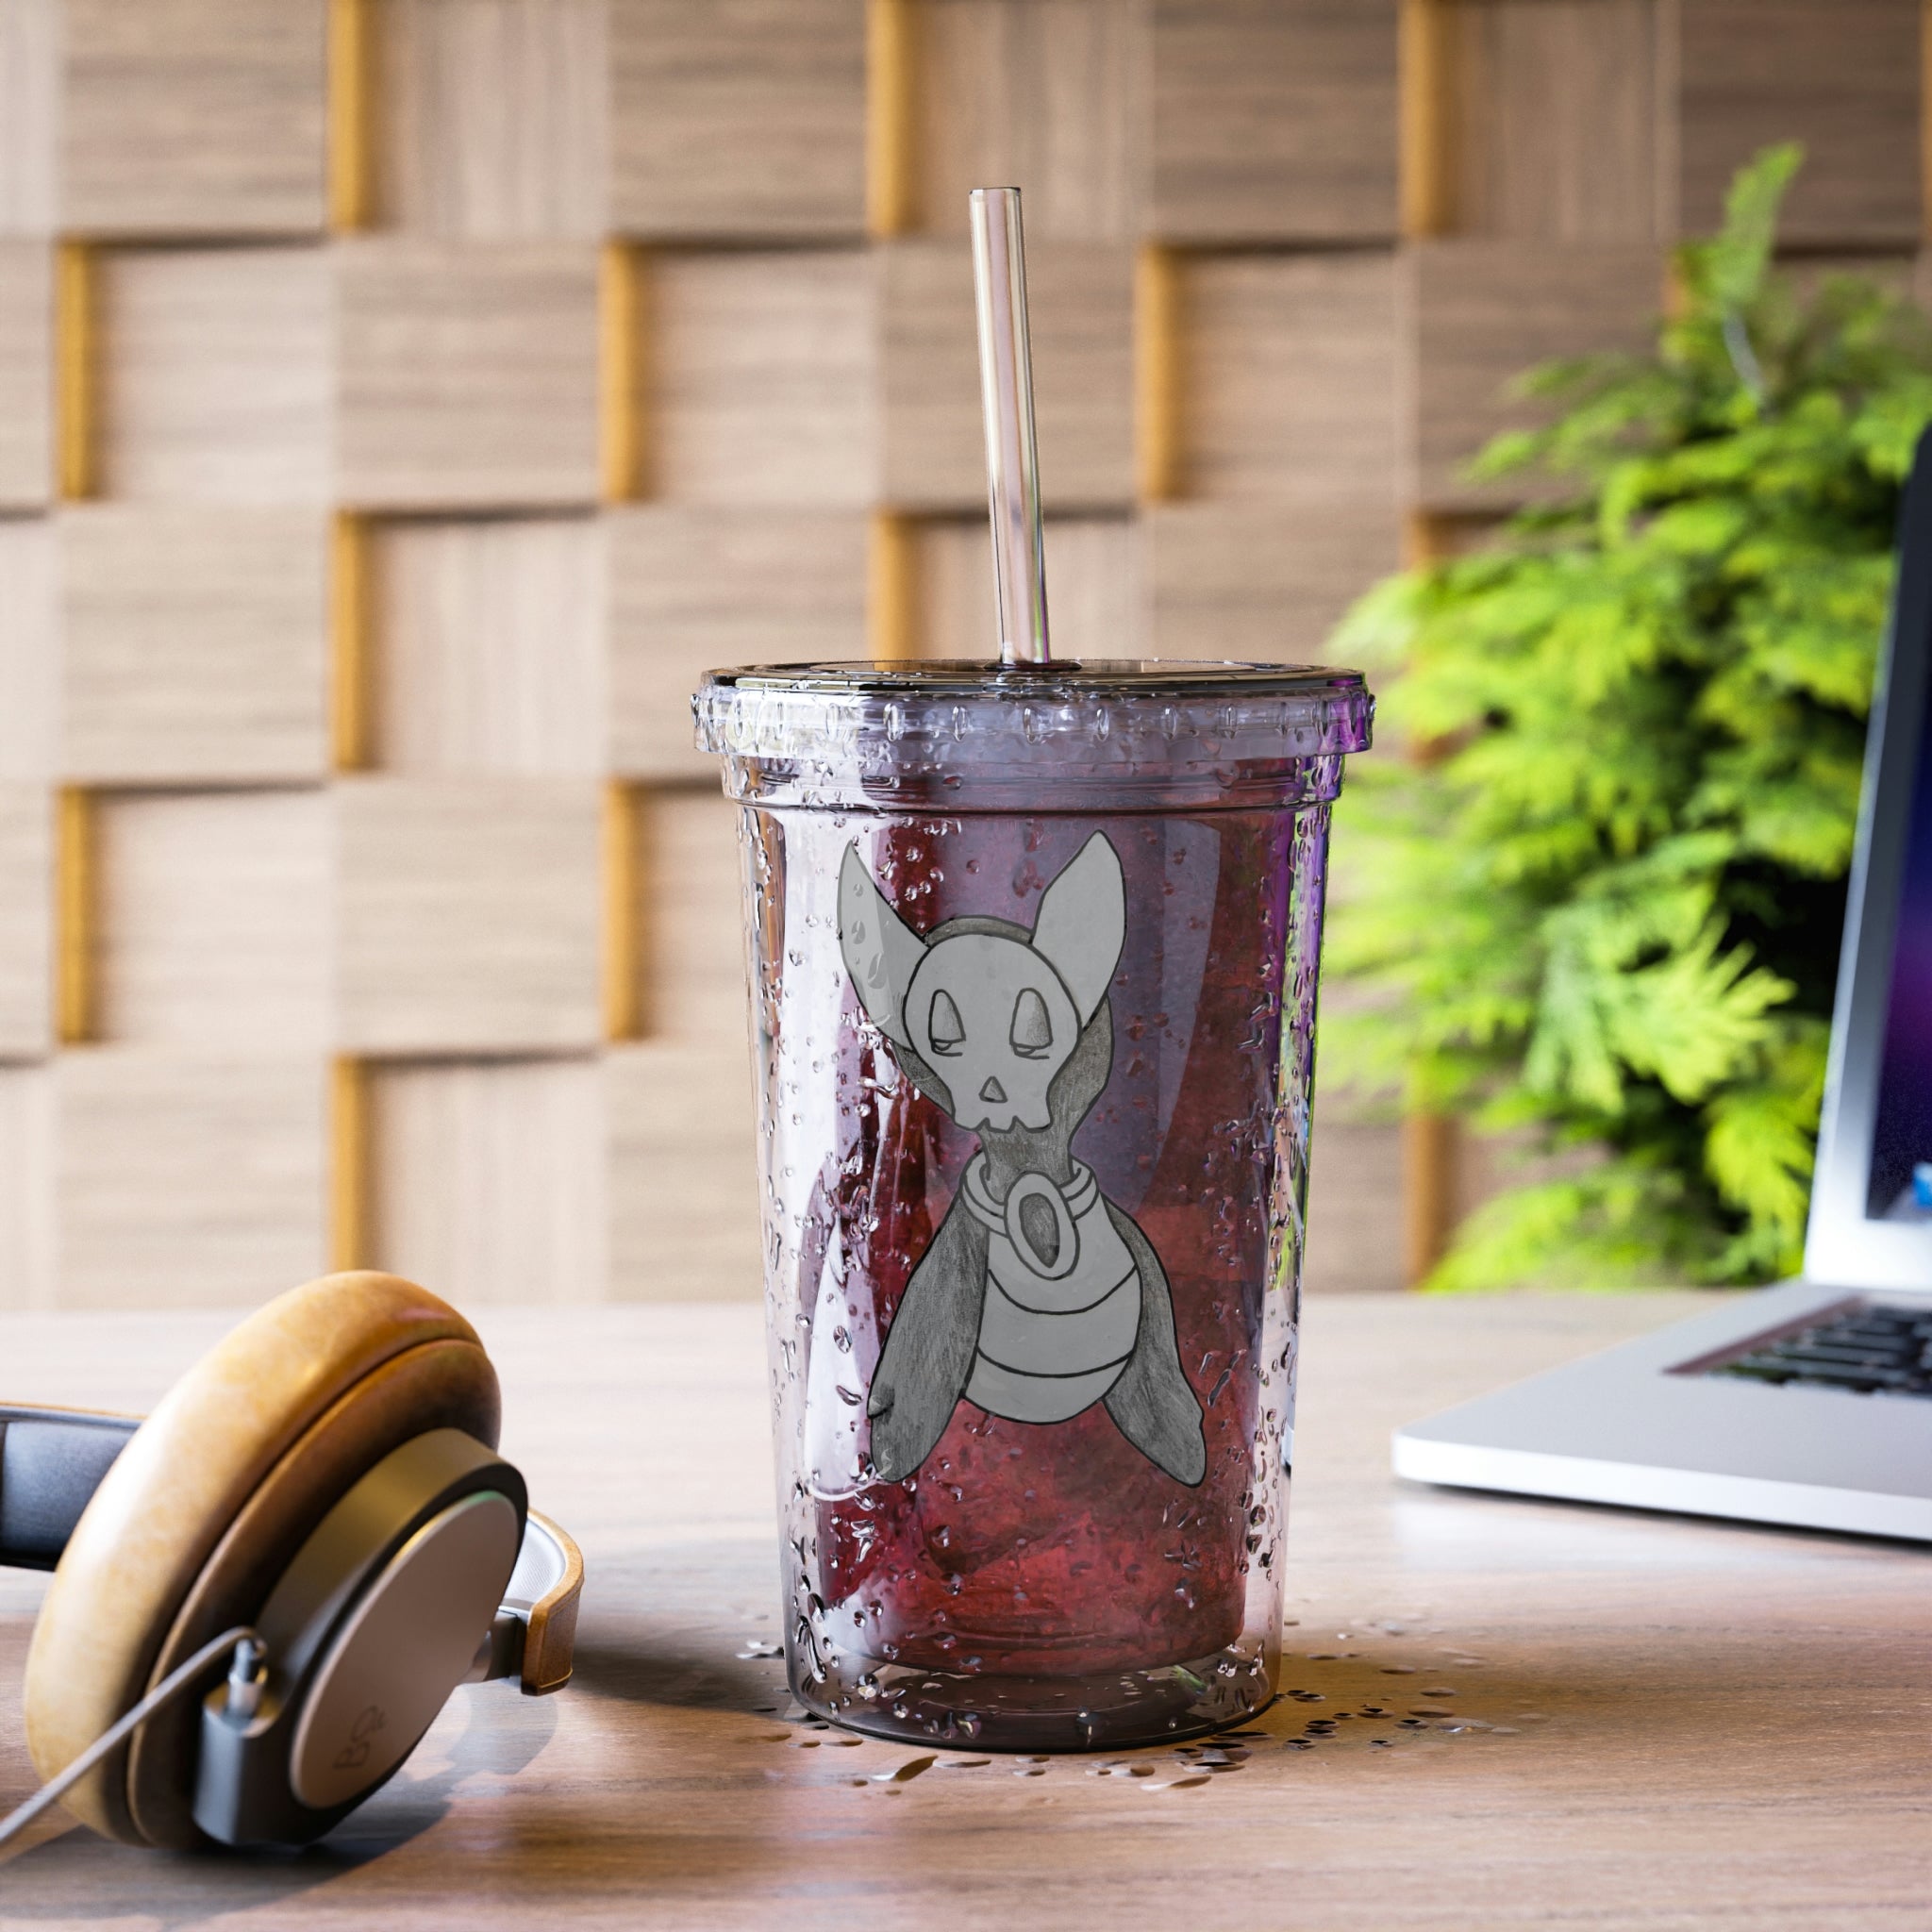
693,659 -> 1374,813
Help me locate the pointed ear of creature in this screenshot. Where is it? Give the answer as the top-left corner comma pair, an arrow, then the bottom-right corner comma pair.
839,843 -> 927,1044
1030,832 -> 1125,1024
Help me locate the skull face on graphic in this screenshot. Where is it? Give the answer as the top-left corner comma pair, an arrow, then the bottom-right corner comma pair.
838,834 -> 1124,1133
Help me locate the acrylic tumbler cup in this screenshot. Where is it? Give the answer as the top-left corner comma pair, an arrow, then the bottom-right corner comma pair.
695,659 -> 1372,1751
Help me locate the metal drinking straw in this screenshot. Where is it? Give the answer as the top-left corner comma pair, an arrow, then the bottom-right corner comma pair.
969,187 -> 1050,665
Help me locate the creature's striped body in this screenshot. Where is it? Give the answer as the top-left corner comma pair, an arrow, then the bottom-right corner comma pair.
958,1158 -> 1140,1424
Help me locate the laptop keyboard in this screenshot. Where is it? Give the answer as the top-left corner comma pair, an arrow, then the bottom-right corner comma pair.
1713,1302 -> 1932,1397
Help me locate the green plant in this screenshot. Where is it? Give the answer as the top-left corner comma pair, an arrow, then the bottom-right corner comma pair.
1326,147 -> 1932,1289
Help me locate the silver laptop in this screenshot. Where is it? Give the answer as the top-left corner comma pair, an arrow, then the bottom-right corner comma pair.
1392,430 -> 1932,1543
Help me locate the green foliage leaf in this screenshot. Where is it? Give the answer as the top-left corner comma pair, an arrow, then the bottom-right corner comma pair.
1326,148 -> 1931,1290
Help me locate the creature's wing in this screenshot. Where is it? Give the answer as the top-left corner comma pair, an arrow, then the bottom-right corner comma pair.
1102,1204 -> 1208,1487
865,1204 -> 987,1483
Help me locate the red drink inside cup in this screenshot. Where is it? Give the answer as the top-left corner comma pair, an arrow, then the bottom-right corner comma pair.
699,660 -> 1369,1750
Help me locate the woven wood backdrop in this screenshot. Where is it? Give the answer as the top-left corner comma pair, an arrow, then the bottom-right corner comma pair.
0,0 -> 1922,1308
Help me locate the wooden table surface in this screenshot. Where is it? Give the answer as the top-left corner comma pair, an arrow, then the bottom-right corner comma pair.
1,1291 -> 1926,1930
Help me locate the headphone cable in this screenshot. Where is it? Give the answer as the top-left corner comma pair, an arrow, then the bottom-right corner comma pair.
0,1625 -> 262,1854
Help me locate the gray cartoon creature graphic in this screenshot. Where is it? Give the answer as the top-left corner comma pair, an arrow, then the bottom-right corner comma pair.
838,832 -> 1208,1487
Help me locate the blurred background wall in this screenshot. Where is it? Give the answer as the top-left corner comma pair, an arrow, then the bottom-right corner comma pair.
0,0 -> 1922,1309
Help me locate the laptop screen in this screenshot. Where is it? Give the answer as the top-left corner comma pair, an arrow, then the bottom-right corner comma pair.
1807,424 -> 1932,1284
1868,630 -> 1932,1220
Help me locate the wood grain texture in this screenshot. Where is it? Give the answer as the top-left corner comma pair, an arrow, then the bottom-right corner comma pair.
601,778 -> 642,1041
371,1055 -> 608,1302
865,0 -> 918,238
608,0 -> 868,239
93,245 -> 333,505
1179,251 -> 1401,508
372,0 -> 608,238
606,1038 -> 761,1300
1303,1108 -> 1406,1293
371,513 -> 606,775
336,239 -> 601,508
598,240 -> 643,500
92,790 -> 333,1050
328,1050 -> 371,1270
914,513 -> 1142,660
1150,0 -> 1401,241
0,238 -> 51,506
330,510 -> 375,771
1440,0 -> 1661,243
0,784 -> 52,1058
880,238 -> 1133,509
59,0 -> 329,236
910,0 -> 1144,242
335,776 -> 603,1054
1674,0 -> 1923,246
648,248 -> 875,507
328,0 -> 376,232
52,785 -> 91,1045
1146,503 -> 1402,661
608,508 -> 867,780
867,508 -> 919,656
51,1050 -> 328,1307
638,788 -> 749,1046
58,507 -> 331,783
0,1065 -> 53,1306
0,0 -> 57,236
1403,240 -> 1659,509
7,1292 -> 1930,1917
0,514 -> 56,781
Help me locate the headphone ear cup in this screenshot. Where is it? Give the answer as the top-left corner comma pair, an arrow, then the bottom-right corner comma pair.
24,1272 -> 499,1850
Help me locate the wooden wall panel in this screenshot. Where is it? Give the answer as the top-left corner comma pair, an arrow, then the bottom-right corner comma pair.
59,507 -> 330,783
0,1065 -> 53,1307
371,1055 -> 608,1302
94,246 -> 333,504
1301,1109 -> 1405,1294
1441,0 -> 1661,244
5,0 -> 1918,1307
1404,241 -> 1659,509
1179,252 -> 1401,508
0,785 -> 52,1058
607,1040 -> 760,1300
1675,0 -> 1922,247
0,0 -> 57,236
54,1049 -> 327,1307
1147,504 -> 1402,662
915,513 -> 1141,660
371,513 -> 605,775
608,508 -> 868,779
372,0 -> 608,239
0,515 -> 56,780
336,241 -> 601,508
335,776 -> 603,1053
638,789 -> 748,1045
608,0 -> 866,241
880,239 -> 1134,509
910,0 -> 1142,242
1150,0 -> 1400,241
0,240 -> 51,506
93,790 -> 332,1049
58,0 -> 328,236
649,249 -> 875,506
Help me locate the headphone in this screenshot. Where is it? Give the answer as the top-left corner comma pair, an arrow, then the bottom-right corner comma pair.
1,1271 -> 582,1852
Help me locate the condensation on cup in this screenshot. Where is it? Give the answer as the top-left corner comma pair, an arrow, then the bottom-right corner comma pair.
695,659 -> 1373,1750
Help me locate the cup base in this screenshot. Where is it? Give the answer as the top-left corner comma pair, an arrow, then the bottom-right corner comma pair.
792,1646 -> 1274,1753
